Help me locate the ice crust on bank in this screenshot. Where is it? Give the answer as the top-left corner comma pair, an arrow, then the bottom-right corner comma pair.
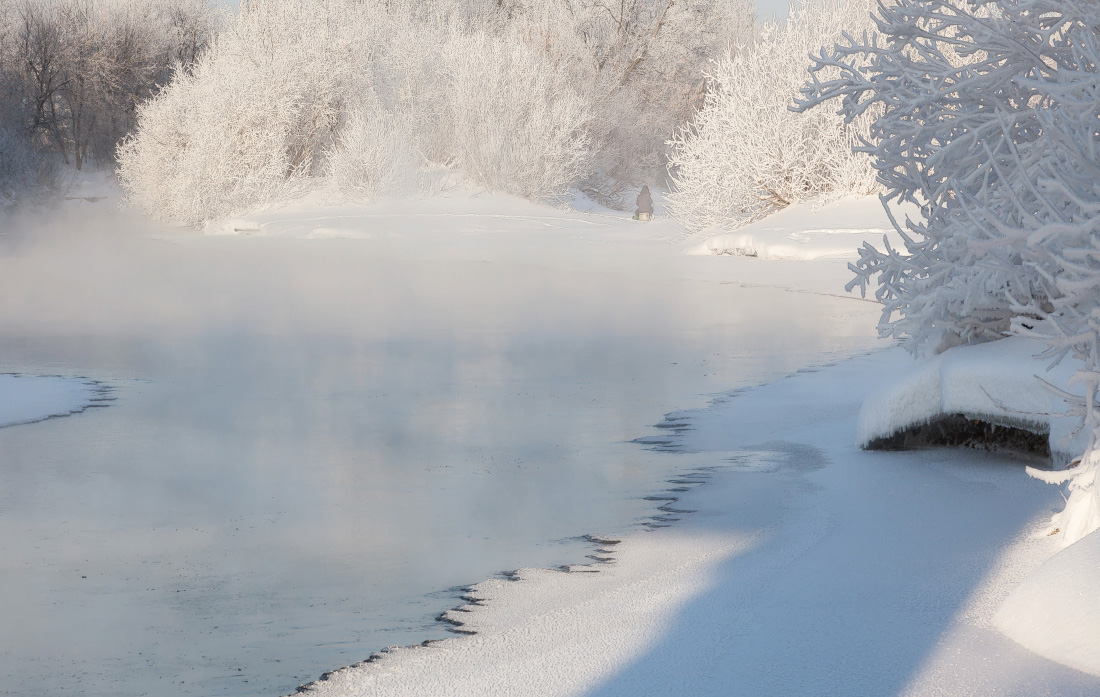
306,530 -> 754,697
857,337 -> 1085,461
0,374 -> 103,428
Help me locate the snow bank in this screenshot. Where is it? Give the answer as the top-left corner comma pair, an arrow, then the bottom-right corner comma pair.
0,374 -> 106,428
684,196 -> 907,260
994,530 -> 1100,677
295,348 -> 1100,697
857,337 -> 1083,461
303,529 -> 752,697
206,193 -> 911,302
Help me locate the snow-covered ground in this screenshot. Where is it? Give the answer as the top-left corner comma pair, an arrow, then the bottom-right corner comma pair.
858,336 -> 1089,463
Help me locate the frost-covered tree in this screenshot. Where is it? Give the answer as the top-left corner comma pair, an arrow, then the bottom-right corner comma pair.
0,5 -> 47,205
118,0 -> 595,224
444,30 -> 592,199
798,0 -> 1100,544
118,0 -> 357,223
0,0 -> 217,174
665,0 -> 880,232
488,0 -> 756,205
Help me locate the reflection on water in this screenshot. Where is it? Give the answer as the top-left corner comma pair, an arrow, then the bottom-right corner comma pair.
0,215 -> 879,696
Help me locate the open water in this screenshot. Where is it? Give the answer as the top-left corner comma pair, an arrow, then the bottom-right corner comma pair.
0,211 -> 879,696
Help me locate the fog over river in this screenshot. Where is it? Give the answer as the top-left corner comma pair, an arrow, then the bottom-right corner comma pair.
0,205 -> 879,697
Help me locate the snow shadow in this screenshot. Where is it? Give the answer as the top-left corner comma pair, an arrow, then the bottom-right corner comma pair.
580,353 -> 1099,696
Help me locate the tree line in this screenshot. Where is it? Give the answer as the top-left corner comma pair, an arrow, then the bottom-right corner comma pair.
0,0 -> 217,204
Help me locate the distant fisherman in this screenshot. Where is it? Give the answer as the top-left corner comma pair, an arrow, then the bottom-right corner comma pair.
634,186 -> 653,221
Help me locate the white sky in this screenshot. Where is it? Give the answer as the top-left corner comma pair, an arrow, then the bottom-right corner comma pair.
757,0 -> 796,20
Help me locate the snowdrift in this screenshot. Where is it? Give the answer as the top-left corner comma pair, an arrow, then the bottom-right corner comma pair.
995,530 -> 1100,677
857,337 -> 1085,465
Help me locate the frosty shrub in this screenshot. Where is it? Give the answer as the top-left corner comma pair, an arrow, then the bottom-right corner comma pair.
798,0 -> 1100,544
326,105 -> 419,200
444,31 -> 592,200
665,0 -> 879,232
487,0 -> 756,206
118,0 -> 355,224
120,0 -> 596,223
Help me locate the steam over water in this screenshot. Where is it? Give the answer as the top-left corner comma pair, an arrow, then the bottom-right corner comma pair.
0,207 -> 878,696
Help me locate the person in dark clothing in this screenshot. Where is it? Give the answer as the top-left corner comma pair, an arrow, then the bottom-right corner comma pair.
634,185 -> 653,220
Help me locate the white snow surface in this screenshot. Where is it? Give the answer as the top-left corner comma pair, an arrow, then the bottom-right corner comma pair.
857,337 -> 1087,462
157,189 -> 901,304
301,346 -> 1100,697
684,195 -> 910,260
995,530 -> 1100,677
0,374 -> 102,428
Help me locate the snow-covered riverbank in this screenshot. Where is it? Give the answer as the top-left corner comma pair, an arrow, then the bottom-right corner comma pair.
300,347 -> 1100,696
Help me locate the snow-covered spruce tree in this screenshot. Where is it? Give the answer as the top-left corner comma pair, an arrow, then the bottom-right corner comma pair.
797,0 -> 1100,544
665,0 -> 879,232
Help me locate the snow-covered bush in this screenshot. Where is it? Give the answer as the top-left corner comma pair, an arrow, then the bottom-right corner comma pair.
483,0 -> 757,206
798,0 -> 1100,544
120,0 -> 595,223
444,31 -> 592,200
326,105 -> 420,200
665,0 -> 879,231
118,0 -> 354,223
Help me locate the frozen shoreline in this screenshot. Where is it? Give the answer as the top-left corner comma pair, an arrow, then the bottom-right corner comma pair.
1,193 -> 889,697
0,374 -> 112,429
295,347 -> 1100,696
5,192 -> 1095,696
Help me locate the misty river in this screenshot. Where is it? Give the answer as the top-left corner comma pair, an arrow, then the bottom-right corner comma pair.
0,207 -> 879,696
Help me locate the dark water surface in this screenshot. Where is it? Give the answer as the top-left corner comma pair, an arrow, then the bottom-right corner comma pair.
0,215 -> 879,696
